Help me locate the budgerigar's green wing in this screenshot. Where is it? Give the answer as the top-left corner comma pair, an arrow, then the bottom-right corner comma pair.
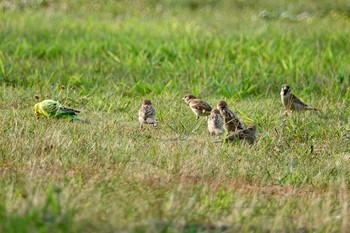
40,100 -> 79,119
55,106 -> 80,119
57,106 -> 80,115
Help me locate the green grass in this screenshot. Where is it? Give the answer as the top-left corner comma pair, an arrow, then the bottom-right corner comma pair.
1,0 -> 350,232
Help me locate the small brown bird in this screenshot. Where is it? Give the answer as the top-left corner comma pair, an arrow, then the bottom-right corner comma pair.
224,125 -> 257,144
217,100 -> 244,133
182,94 -> 212,120
138,99 -> 157,129
207,109 -> 225,136
280,84 -> 318,111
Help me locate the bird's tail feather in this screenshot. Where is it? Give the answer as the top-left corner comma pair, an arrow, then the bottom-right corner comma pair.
305,106 -> 318,111
212,139 -> 224,144
70,117 -> 91,124
146,118 -> 157,127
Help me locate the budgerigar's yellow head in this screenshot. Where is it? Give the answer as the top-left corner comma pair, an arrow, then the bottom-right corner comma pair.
33,103 -> 41,119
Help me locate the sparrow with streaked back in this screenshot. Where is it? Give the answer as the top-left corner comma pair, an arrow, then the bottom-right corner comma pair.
207,109 -> 225,136
138,99 -> 157,129
224,125 -> 257,144
280,84 -> 318,111
217,100 -> 244,133
182,94 -> 212,120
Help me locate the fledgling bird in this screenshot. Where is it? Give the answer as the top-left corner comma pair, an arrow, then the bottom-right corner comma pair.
217,100 -> 244,133
207,109 -> 225,136
33,99 -> 82,121
182,94 -> 212,120
138,99 -> 157,129
280,84 -> 318,111
224,125 -> 257,144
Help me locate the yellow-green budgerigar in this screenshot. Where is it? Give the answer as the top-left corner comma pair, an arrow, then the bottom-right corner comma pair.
33,99 -> 81,120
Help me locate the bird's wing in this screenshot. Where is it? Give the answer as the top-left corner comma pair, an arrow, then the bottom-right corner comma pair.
145,106 -> 155,118
237,129 -> 251,140
140,105 -> 155,120
222,108 -> 243,129
226,129 -> 253,144
225,128 -> 256,144
190,99 -> 212,112
291,94 -> 308,107
57,106 -> 80,115
291,95 -> 318,110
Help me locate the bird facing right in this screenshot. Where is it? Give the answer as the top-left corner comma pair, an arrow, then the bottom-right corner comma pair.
280,84 -> 317,111
138,99 -> 157,129
217,100 -> 244,133
224,125 -> 257,144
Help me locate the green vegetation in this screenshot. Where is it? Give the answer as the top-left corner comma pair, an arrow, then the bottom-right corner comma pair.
1,0 -> 350,232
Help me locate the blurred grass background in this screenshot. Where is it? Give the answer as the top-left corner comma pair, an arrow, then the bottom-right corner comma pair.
1,0 -> 350,99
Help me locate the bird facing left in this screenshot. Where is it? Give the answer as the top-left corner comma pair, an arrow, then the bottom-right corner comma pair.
33,99 -> 81,120
280,84 -> 318,112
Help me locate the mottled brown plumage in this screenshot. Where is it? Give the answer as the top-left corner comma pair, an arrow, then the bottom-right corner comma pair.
225,125 -> 257,144
280,84 -> 317,111
217,100 -> 243,133
138,99 -> 157,129
207,109 -> 225,136
182,94 -> 212,120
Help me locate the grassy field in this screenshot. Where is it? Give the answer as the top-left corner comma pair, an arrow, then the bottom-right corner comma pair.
1,0 -> 350,232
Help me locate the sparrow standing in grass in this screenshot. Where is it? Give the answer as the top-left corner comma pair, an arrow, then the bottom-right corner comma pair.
33,99 -> 82,121
138,99 -> 157,129
224,125 -> 257,144
207,109 -> 225,136
217,100 -> 244,133
280,84 -> 318,111
182,94 -> 212,120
